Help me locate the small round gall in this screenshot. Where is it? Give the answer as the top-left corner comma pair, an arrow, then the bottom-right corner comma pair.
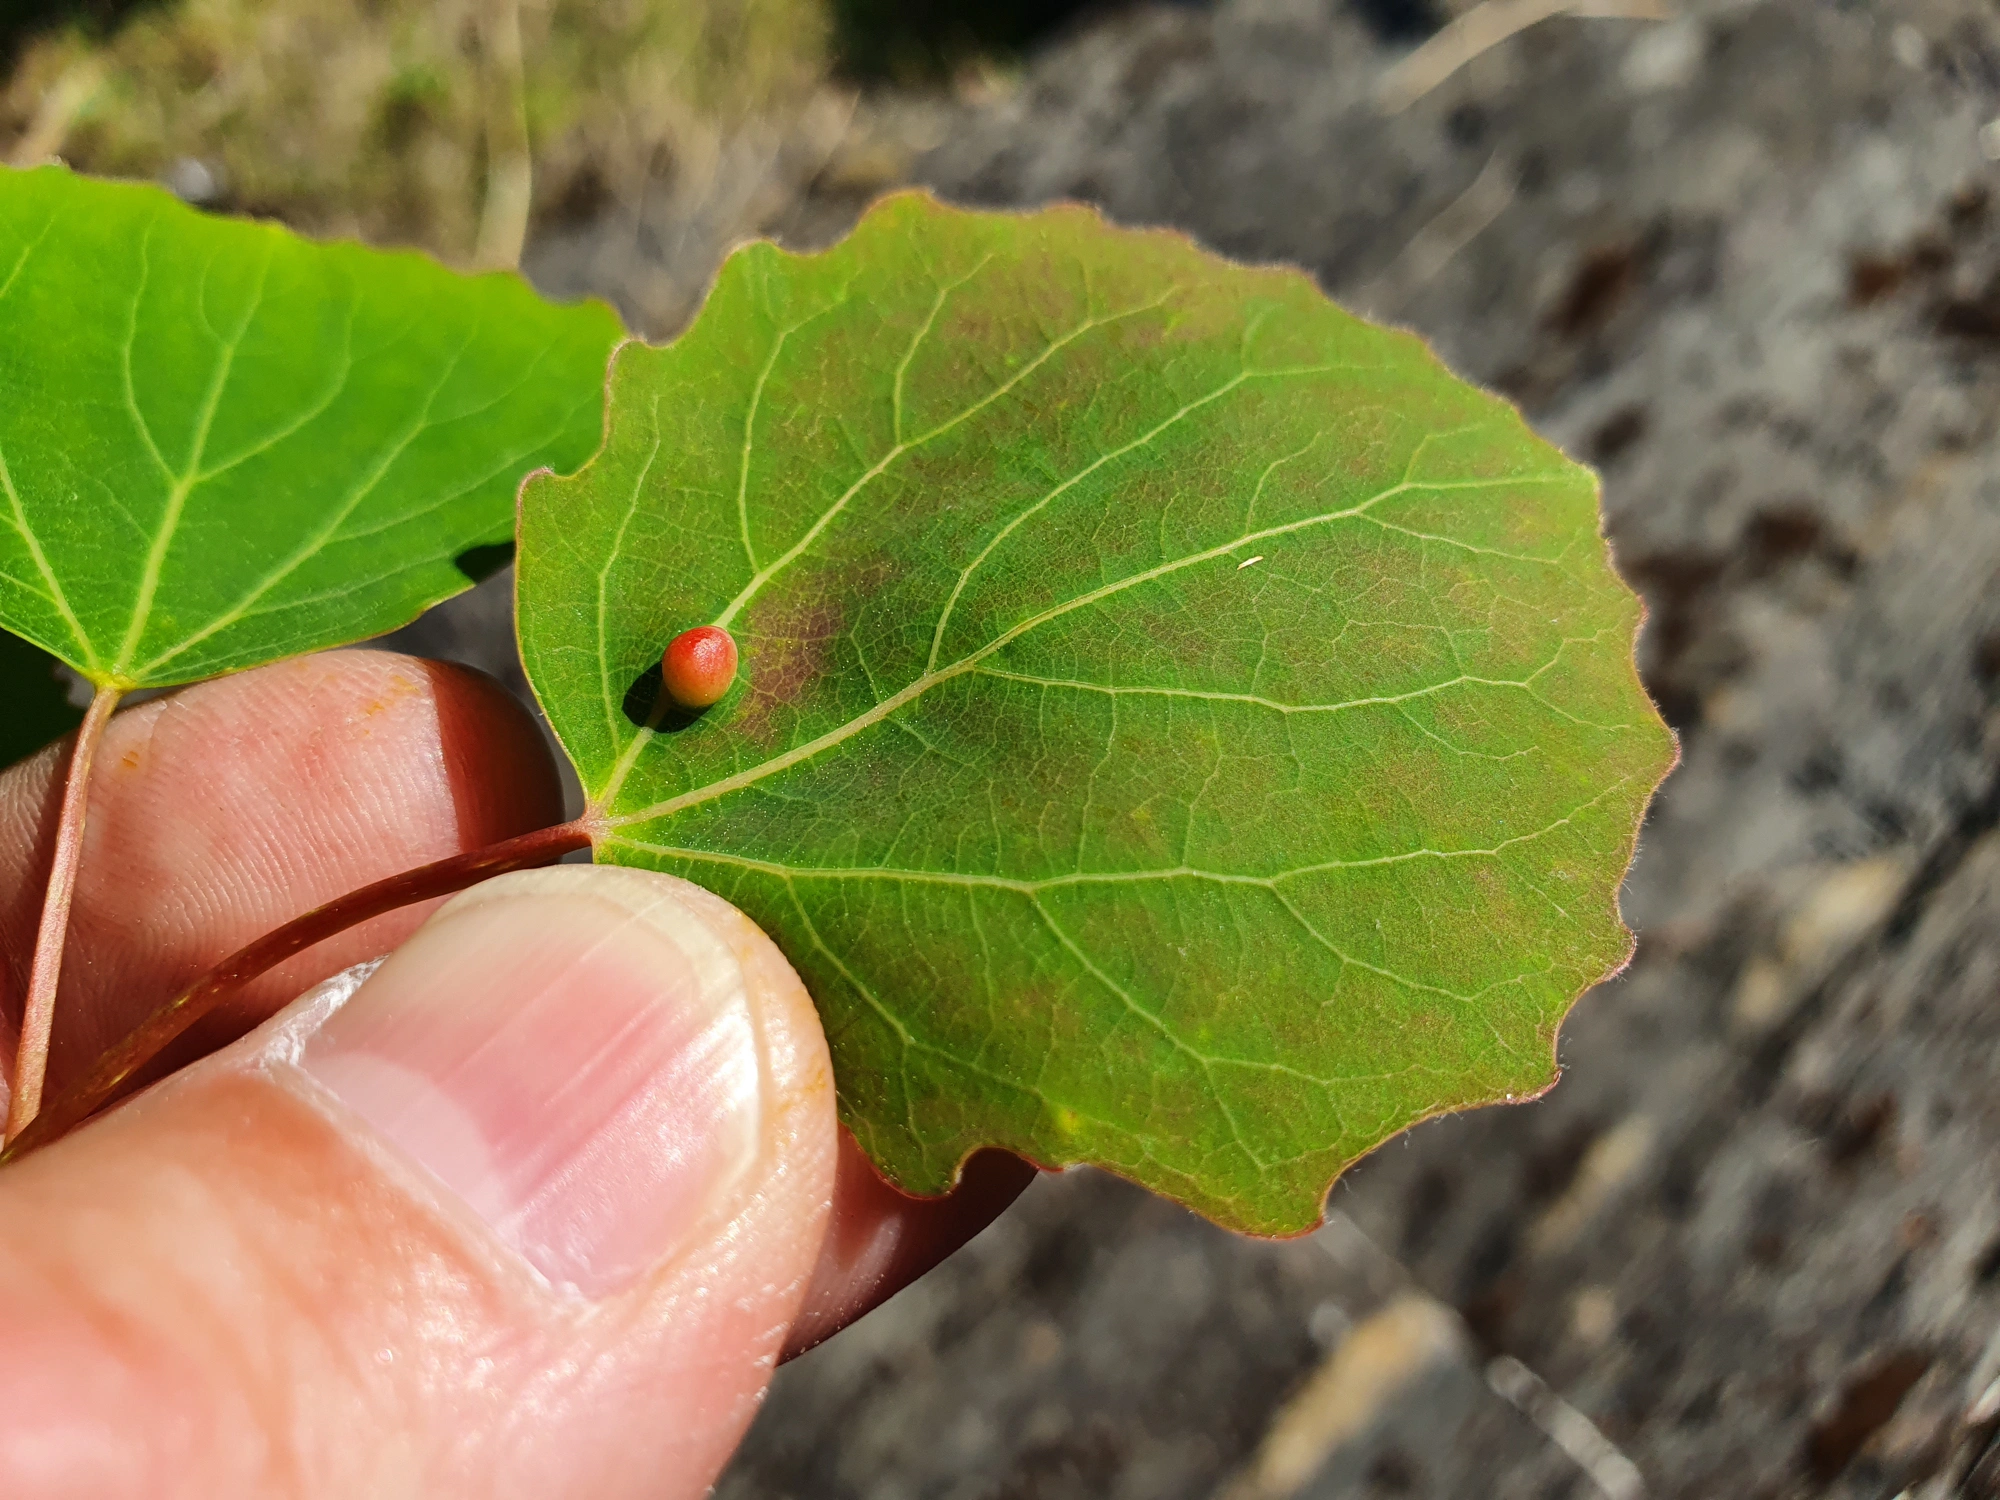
661,625 -> 739,711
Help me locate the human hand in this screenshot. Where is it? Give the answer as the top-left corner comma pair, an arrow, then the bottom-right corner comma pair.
0,650 -> 1033,1498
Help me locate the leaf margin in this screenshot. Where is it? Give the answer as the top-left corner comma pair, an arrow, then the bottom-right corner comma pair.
518,188 -> 1680,1234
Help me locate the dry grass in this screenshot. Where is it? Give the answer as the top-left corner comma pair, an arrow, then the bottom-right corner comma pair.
1,0 -> 834,266
1377,0 -> 1672,112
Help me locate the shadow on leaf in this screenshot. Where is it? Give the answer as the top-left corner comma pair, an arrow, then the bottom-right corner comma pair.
454,541 -> 516,584
622,662 -> 709,733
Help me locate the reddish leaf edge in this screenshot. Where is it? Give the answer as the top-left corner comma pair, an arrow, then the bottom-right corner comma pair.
509,191 -> 1684,1237
1024,494 -> 1685,1241
1202,508 -> 1684,1240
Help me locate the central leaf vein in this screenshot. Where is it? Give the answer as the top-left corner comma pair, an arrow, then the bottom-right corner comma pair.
133,315 -> 484,680
114,234 -> 277,676
610,464 -> 1556,828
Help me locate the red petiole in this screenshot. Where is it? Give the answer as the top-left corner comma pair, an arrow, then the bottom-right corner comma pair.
5,684 -> 121,1145
0,816 -> 594,1165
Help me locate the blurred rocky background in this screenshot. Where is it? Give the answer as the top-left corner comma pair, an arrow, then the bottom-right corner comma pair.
9,1 -> 2000,1496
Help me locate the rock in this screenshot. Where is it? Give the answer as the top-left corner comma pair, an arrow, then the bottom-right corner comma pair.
400,2 -> 2000,1492
721,2 -> 2000,1496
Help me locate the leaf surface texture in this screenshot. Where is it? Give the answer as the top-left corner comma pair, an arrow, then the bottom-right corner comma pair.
0,166 -> 620,687
520,192 -> 1674,1233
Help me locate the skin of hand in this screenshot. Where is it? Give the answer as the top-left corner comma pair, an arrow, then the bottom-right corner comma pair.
0,650 -> 1033,1499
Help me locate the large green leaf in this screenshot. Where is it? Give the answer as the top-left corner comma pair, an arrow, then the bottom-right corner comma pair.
0,166 -> 621,689
0,628 -> 80,768
518,192 -> 1674,1234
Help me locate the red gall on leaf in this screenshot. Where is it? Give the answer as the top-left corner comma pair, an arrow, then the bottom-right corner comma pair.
661,626 -> 739,710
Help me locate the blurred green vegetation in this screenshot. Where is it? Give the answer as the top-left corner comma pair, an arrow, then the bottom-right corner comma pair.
2,0 -> 831,262
0,0 -> 1119,270
0,0 -> 1111,271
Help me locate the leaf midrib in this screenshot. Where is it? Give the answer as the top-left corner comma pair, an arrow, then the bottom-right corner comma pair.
589,275 -> 1180,808
130,323 -> 493,681
924,363 -> 1250,673
586,268 -> 1427,817
602,465 -> 1567,830
112,227 -> 277,680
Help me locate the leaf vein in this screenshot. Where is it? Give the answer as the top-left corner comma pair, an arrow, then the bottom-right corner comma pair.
0,441 -> 97,668
114,233 -> 278,674
593,397 -> 669,801
926,361 -> 1250,671
610,467 -> 1557,827
131,319 -> 482,680
0,210 -> 56,304
970,660 -> 1603,717
607,781 -> 1629,891
710,291 -> 1176,632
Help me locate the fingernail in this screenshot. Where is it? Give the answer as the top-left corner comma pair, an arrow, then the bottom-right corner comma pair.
298,866 -> 762,1297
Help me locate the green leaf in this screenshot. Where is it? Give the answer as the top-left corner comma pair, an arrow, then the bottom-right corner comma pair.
0,166 -> 621,689
518,192 -> 1674,1234
0,627 -> 81,767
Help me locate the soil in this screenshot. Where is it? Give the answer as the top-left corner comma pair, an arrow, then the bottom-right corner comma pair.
395,2 -> 2000,1494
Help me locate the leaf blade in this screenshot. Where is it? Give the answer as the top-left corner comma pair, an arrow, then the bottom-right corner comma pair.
0,165 -> 622,687
520,192 -> 1673,1233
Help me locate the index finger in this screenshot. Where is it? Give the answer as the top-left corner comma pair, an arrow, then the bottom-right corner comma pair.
0,650 -> 566,1103
0,648 -> 1035,1354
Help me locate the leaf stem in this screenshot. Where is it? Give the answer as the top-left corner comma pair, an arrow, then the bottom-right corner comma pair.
0,817 -> 593,1163
5,683 -> 120,1144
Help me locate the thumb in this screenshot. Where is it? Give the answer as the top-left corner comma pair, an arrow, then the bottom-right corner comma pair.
0,865 -> 838,1500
